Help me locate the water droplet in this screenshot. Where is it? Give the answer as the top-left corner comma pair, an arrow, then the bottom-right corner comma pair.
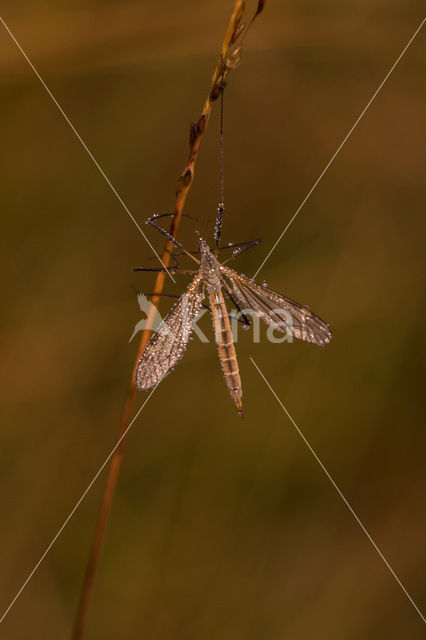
262,281 -> 268,288
228,242 -> 233,246
241,324 -> 250,331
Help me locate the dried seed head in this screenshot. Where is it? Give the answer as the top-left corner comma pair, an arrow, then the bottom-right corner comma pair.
230,22 -> 245,44
210,80 -> 227,101
226,47 -> 242,70
189,122 -> 197,148
234,0 -> 246,27
196,114 -> 206,136
177,168 -> 192,194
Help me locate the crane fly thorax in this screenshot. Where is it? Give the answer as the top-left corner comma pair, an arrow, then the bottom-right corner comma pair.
200,243 -> 221,288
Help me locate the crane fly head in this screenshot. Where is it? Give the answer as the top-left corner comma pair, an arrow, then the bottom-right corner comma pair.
198,236 -> 211,253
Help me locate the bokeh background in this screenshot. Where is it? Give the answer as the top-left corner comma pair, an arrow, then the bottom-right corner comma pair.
0,1 -> 425,638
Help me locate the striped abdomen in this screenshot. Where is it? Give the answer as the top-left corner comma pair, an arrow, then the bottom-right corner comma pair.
208,285 -> 243,417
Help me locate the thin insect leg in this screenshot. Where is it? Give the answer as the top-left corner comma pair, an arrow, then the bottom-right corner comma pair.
146,215 -> 199,264
219,238 -> 262,251
220,238 -> 262,264
221,279 -> 251,326
165,248 -> 179,270
146,215 -> 185,251
133,267 -> 198,274
173,239 -> 260,259
214,57 -> 226,253
130,283 -> 182,303
137,292 -> 181,300
214,204 -> 224,253
149,212 -> 199,227
145,248 -> 180,269
173,249 -> 202,258
146,249 -> 182,270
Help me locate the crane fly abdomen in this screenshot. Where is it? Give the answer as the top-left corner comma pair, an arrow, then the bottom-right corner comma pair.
208,285 -> 243,417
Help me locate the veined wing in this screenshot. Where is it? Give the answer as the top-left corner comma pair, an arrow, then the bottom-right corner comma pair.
135,274 -> 204,390
220,266 -> 332,346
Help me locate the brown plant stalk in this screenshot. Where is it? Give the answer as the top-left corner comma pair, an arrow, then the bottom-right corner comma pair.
72,1 -> 266,637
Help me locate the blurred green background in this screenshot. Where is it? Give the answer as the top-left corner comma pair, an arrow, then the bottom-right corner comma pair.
0,1 -> 425,638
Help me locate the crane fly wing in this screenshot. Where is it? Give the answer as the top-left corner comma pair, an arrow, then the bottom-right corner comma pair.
220,266 -> 332,346
135,274 -> 204,390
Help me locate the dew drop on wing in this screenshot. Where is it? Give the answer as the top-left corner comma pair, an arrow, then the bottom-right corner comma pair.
262,281 -> 268,288
242,324 -> 250,331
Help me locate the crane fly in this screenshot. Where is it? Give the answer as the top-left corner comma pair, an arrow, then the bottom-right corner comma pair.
134,215 -> 332,417
135,64 -> 331,415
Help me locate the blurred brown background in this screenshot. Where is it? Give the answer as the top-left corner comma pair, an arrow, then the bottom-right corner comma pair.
0,1 -> 425,638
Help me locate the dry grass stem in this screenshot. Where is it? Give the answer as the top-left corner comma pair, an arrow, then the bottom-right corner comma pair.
72,2 -> 267,637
